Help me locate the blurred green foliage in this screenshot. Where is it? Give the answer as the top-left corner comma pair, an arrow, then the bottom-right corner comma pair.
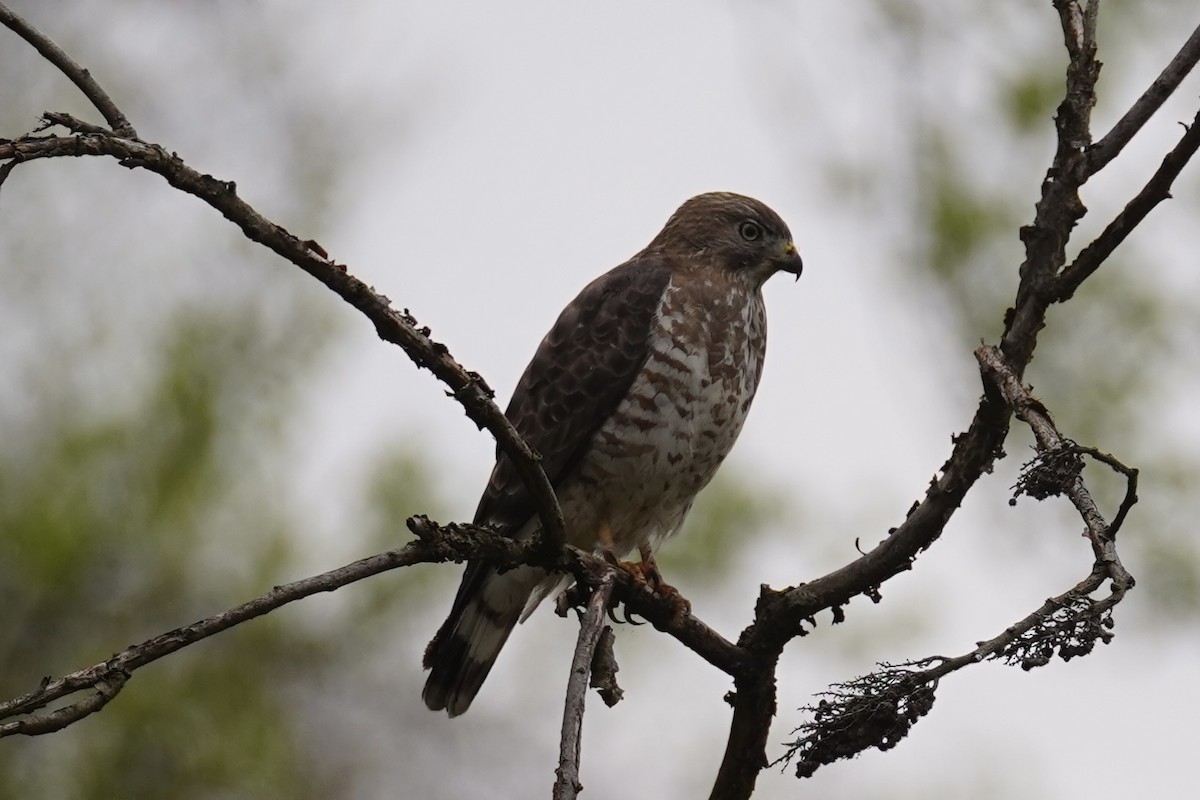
0,6 -> 448,795
0,302 -> 449,799
660,473 -> 787,583
0,309 -> 323,798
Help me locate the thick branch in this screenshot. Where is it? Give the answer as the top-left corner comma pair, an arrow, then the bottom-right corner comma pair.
706,3 -> 1183,795
0,4 -> 136,136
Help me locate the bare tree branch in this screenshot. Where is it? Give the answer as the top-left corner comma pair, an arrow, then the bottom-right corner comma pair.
1088,21 -> 1200,174
977,345 -> 1136,590
780,562 -> 1120,778
0,520 -> 539,736
1055,105 -> 1200,302
772,343 -> 1141,781
0,124 -> 569,554
0,5 -> 135,137
0,513 -> 745,739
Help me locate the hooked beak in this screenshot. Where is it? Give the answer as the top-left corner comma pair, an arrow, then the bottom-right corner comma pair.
777,240 -> 803,281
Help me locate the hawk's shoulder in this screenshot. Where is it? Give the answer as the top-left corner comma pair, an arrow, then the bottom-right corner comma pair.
474,257 -> 673,531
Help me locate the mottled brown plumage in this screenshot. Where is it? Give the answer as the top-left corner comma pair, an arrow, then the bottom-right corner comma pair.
423,192 -> 802,716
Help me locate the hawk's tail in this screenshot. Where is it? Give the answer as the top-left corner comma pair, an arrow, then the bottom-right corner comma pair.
422,563 -> 544,716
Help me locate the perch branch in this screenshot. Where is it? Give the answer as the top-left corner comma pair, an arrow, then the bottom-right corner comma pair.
0,516 -> 747,738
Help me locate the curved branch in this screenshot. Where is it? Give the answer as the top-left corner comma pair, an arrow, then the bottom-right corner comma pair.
976,345 -> 1136,591
0,4 -> 136,137
773,345 -> 1141,781
0,122 -> 568,552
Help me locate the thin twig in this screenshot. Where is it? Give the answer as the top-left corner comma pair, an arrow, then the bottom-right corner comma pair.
0,4 -> 136,137
976,345 -> 1136,591
1074,445 -> 1139,538
553,573 -> 616,800
1055,106 -> 1200,301
0,521 -> 536,736
0,156 -> 19,194
1088,21 -> 1200,174
41,110 -> 112,136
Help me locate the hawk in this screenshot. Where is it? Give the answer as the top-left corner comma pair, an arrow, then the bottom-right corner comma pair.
423,192 -> 802,716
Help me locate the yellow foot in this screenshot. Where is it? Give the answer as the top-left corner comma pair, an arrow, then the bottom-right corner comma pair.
600,545 -> 691,625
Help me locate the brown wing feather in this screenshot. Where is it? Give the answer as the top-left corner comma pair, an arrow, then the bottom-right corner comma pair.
425,257 -> 672,665
474,256 -> 672,531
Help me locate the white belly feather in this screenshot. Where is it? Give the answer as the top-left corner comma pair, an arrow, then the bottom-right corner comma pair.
558,276 -> 767,556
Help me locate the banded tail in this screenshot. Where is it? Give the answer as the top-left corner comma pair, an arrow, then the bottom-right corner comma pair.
422,563 -> 545,716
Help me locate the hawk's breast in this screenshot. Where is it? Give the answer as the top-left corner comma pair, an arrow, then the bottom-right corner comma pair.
563,273 -> 768,555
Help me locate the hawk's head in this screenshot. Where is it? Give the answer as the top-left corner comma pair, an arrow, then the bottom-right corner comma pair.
647,192 -> 803,286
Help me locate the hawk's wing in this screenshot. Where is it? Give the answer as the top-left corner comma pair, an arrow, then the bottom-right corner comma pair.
473,257 -> 672,533
422,257 -> 672,710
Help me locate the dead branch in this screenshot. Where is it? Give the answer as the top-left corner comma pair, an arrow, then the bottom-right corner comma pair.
0,7 -> 135,136
0,520 -> 538,736
553,573 -> 616,800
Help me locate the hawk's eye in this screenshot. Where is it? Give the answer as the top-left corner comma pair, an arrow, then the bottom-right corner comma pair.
738,221 -> 762,242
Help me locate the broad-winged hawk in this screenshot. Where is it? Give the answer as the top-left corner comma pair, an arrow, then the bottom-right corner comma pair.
423,192 -> 802,716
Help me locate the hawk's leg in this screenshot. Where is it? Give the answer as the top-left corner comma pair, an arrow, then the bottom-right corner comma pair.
597,549 -> 645,625
596,542 -> 692,625
633,543 -> 692,623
